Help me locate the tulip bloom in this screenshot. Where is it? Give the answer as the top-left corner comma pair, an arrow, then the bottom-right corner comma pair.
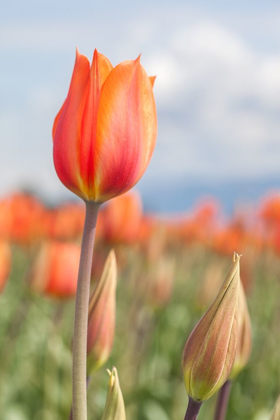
182,253 -> 240,403
29,241 -> 80,298
53,49 -> 157,203
101,191 -> 142,244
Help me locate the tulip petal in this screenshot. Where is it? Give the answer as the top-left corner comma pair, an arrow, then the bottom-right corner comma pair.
93,57 -> 157,202
53,50 -> 90,198
229,280 -> 252,379
149,75 -> 156,87
52,99 -> 66,140
80,50 -> 113,195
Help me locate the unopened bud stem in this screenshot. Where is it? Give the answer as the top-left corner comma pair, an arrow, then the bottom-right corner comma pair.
214,380 -> 232,420
184,398 -> 202,420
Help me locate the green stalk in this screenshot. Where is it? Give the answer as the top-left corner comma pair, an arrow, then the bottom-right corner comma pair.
69,377 -> 91,420
213,381 -> 232,420
72,201 -> 99,420
184,398 -> 202,420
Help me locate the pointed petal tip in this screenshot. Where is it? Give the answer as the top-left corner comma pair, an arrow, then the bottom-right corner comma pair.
91,49 -> 98,68
75,47 -> 80,58
109,366 -> 117,386
75,47 -> 90,67
93,48 -> 99,60
135,54 -> 141,64
149,75 -> 156,87
108,249 -> 117,263
233,252 -> 242,262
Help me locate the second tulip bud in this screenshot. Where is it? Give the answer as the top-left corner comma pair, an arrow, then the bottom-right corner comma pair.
181,253 -> 241,402
87,250 -> 117,374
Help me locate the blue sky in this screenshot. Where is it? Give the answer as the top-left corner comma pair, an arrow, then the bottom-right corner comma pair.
1,0 -> 280,211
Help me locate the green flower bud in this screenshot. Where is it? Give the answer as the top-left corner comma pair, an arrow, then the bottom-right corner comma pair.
101,367 -> 126,420
181,253 -> 240,402
229,280 -> 252,380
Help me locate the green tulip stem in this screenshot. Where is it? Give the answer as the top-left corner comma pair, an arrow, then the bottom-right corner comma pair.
69,376 -> 92,420
184,398 -> 203,420
72,201 -> 99,420
214,381 -> 232,420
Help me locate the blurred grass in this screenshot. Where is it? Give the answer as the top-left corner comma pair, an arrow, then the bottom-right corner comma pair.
0,245 -> 279,419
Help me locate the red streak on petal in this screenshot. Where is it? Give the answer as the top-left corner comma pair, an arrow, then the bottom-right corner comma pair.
79,50 -> 113,198
94,57 -> 157,202
53,50 -> 90,198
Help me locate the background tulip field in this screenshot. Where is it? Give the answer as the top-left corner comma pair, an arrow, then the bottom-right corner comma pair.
0,190 -> 279,419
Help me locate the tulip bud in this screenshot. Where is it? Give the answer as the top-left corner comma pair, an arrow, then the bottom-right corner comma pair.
101,367 -> 126,420
272,395 -> 280,420
87,250 -> 117,374
229,280 -> 252,380
181,253 -> 240,402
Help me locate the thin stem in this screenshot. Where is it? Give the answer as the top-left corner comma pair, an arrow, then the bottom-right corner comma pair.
69,377 -> 92,420
184,398 -> 203,420
72,202 -> 99,420
214,381 -> 232,420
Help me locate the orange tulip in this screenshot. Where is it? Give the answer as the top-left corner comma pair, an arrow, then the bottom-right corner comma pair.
29,241 -> 80,298
0,192 -> 46,245
101,191 -> 143,244
45,203 -> 85,240
53,49 -> 157,203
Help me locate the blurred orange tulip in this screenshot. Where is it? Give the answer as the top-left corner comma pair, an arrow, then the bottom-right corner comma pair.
0,193 -> 45,245
260,194 -> 280,226
29,241 -> 80,298
44,203 -> 85,240
53,49 -> 157,203
100,191 -> 142,244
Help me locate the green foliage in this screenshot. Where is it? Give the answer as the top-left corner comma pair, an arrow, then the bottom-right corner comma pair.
0,246 -> 279,419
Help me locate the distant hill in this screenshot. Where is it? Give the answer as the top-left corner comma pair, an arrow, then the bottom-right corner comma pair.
140,176 -> 280,215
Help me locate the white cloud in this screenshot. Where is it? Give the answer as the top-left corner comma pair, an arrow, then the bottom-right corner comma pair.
0,8 -> 280,201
